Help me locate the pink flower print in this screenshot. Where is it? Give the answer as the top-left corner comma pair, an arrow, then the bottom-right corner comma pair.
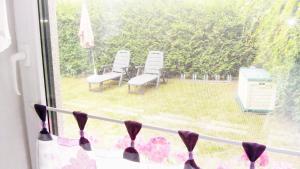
172,152 -> 188,163
62,149 -> 97,169
143,137 -> 170,163
241,153 -> 248,161
57,137 -> 78,147
88,135 -> 99,145
258,152 -> 269,167
217,164 -> 231,169
139,141 -> 152,155
241,151 -> 269,167
115,136 -> 130,149
58,135 -> 99,147
115,135 -> 144,150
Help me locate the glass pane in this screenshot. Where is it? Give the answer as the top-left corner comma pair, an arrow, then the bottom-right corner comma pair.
46,0 -> 300,167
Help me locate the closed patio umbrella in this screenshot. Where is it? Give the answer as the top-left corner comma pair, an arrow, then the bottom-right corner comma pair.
78,0 -> 96,75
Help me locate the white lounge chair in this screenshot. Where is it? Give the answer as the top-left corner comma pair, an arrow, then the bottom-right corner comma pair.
128,51 -> 165,93
87,50 -> 130,91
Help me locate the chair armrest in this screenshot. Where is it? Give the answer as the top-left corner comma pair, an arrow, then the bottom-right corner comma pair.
102,64 -> 112,74
135,65 -> 144,69
102,64 -> 112,68
159,68 -> 168,83
158,68 -> 166,75
135,65 -> 144,76
120,66 -> 128,73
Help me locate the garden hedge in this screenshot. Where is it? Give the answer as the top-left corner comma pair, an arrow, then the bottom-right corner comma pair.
57,0 -> 300,122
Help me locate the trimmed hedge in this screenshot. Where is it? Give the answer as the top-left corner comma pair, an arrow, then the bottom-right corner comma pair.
57,0 -> 256,77
244,0 -> 300,122
57,0 -> 300,122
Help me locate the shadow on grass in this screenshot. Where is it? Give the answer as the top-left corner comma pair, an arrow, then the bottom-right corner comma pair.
128,82 -> 167,94
89,80 -> 124,92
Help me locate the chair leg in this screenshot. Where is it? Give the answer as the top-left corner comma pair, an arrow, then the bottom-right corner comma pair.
139,86 -> 145,94
156,77 -> 160,88
99,82 -> 103,92
119,74 -> 123,86
128,85 -> 131,93
162,74 -> 167,83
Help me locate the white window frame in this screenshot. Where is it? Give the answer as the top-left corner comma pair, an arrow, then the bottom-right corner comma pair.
13,0 -> 47,168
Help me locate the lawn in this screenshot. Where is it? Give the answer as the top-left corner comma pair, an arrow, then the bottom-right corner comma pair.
58,77 -> 300,167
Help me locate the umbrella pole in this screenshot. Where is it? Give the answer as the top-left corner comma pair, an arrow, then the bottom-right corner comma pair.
89,48 -> 97,75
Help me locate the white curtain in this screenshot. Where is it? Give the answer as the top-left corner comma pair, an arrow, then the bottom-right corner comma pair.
37,135 -> 177,169
0,0 -> 11,52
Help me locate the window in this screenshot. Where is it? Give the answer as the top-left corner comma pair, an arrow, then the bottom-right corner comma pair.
40,0 -> 300,168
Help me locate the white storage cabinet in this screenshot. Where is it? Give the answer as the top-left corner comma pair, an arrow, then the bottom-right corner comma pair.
237,67 -> 276,112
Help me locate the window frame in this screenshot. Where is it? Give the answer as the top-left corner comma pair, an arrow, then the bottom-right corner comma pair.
37,0 -> 59,135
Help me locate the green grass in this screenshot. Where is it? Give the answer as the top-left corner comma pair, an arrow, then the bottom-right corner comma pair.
59,77 -> 300,167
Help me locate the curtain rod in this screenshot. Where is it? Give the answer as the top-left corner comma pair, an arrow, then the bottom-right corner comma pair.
46,106 -> 300,157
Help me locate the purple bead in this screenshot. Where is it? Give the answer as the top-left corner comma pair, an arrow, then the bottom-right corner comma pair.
80,130 -> 84,137
42,122 -> 46,128
189,152 -> 194,160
